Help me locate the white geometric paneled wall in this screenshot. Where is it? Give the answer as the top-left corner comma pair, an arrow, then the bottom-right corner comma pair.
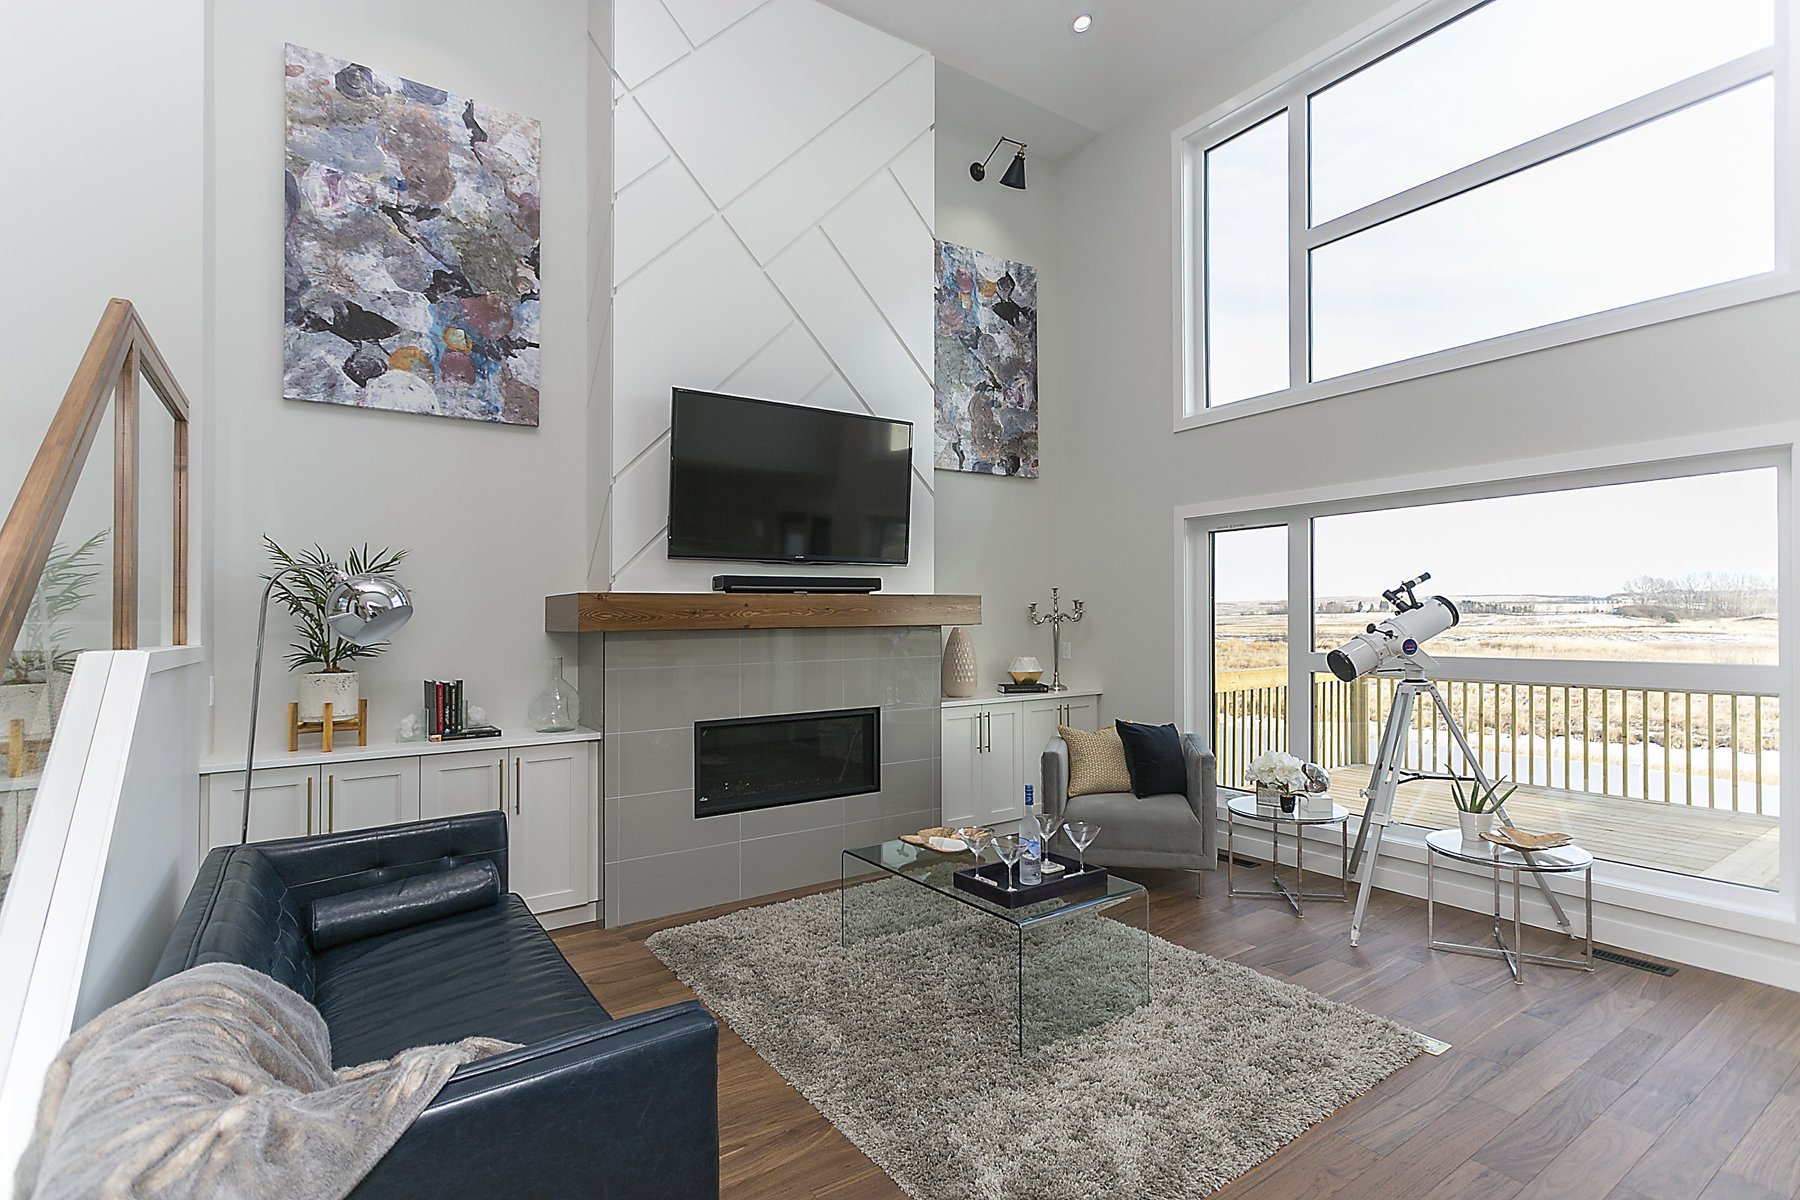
597,0 -> 936,592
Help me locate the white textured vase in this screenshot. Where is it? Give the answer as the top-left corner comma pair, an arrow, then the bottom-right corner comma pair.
1457,810 -> 1494,844
298,670 -> 359,722
941,628 -> 977,698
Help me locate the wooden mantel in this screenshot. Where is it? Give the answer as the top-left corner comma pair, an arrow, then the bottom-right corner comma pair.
545,592 -> 981,633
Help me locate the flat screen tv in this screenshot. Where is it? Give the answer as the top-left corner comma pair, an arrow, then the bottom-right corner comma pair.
666,389 -> 913,566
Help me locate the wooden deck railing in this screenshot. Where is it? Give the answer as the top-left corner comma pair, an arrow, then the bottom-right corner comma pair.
1216,669 -> 1780,815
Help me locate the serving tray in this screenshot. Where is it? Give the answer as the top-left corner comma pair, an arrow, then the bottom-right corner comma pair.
953,853 -> 1108,909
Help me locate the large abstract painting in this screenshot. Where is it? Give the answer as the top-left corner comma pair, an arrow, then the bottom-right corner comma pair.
283,44 -> 542,426
933,240 -> 1038,477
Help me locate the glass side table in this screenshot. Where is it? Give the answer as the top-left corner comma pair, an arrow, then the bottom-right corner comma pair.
1226,793 -> 1349,917
1424,829 -> 1595,985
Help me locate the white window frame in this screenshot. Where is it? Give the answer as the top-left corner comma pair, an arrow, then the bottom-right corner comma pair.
1173,0 -> 1800,431
1175,424 -> 1799,956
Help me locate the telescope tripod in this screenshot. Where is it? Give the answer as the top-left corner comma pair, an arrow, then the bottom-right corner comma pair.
1348,675 -> 1572,946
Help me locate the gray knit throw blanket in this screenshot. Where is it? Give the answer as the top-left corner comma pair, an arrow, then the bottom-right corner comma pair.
15,962 -> 515,1200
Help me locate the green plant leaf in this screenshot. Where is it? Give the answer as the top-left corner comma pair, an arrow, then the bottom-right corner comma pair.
263,535 -> 410,673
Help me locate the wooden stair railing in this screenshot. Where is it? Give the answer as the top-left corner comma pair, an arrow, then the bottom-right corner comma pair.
0,298 -> 191,684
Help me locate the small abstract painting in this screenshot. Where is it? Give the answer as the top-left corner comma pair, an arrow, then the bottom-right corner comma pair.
283,44 -> 542,426
933,240 -> 1038,477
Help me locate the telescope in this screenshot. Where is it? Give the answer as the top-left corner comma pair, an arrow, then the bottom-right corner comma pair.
1336,570 -> 1574,949
1326,573 -> 1459,682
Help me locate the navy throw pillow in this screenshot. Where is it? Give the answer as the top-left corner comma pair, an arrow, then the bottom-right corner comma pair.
1115,720 -> 1187,798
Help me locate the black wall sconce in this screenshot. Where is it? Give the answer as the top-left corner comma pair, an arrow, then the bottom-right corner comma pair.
969,137 -> 1028,190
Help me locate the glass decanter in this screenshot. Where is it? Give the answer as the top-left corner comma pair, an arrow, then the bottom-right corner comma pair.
528,657 -> 580,732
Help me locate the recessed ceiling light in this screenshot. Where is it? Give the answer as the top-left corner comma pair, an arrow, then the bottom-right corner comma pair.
1071,13 -> 1093,33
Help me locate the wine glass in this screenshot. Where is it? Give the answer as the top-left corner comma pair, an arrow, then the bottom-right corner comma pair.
957,826 -> 993,865
1065,821 -> 1099,875
992,833 -> 1024,891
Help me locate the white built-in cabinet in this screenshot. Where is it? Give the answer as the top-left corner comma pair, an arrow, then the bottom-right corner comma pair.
200,732 -> 600,925
940,690 -> 1102,830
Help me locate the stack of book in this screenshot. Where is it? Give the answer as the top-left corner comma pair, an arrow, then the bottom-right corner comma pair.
424,679 -> 501,742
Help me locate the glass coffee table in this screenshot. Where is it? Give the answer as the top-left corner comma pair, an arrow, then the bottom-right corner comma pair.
840,840 -> 1149,1050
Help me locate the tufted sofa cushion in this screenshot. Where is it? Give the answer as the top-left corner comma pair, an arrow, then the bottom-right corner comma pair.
315,893 -> 607,1067
159,846 -> 315,998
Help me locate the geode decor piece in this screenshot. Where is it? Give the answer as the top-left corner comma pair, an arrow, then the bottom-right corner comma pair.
283,43 -> 542,426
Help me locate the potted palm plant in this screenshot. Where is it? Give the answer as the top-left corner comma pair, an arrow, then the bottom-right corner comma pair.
263,537 -> 408,722
1451,776 -> 1516,843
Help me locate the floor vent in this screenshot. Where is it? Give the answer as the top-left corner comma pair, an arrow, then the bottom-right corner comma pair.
1593,948 -> 1678,976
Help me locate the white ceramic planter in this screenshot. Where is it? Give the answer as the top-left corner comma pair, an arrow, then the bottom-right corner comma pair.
298,670 -> 359,722
1457,809 -> 1495,844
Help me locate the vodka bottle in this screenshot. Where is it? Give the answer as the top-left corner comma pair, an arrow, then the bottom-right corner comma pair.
1019,784 -> 1043,886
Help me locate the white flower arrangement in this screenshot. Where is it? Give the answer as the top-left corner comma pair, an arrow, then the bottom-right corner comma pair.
1246,750 -> 1309,793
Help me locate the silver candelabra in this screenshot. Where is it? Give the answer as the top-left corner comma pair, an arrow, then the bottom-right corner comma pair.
1028,587 -> 1085,692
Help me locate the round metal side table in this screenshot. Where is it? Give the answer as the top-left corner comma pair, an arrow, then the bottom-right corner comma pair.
1226,793 -> 1349,917
1424,829 -> 1595,985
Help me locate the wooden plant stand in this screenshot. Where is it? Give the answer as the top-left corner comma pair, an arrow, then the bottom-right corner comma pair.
288,699 -> 368,753
4,718 -> 51,780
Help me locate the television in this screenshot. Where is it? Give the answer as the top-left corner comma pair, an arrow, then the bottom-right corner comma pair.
666,389 -> 913,566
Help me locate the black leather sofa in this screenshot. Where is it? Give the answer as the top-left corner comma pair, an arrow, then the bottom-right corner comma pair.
155,812 -> 719,1200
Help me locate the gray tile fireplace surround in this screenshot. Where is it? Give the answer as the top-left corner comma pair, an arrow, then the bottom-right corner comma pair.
596,627 -> 942,926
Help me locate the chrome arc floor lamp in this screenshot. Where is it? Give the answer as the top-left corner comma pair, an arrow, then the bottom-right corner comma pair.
241,564 -> 412,843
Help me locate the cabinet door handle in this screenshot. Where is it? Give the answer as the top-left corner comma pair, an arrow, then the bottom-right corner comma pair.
327,775 -> 335,831
305,777 -> 313,836
498,758 -> 507,812
514,759 -> 522,815
981,711 -> 990,753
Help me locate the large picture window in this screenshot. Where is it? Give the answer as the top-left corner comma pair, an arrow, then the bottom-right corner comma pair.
1181,0 -> 1792,421
1195,455 -> 1788,893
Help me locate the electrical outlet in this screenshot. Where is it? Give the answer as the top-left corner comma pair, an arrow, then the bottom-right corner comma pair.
1061,639 -> 1074,660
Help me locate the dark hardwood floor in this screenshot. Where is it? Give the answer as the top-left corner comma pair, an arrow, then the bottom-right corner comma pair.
552,869 -> 1800,1200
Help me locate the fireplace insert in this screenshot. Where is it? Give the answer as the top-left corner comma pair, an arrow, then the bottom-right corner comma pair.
694,707 -> 880,818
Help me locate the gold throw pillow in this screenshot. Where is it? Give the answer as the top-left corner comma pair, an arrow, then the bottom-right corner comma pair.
1059,724 -> 1132,797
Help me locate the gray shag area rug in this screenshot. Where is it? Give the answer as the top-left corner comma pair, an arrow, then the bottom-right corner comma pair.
648,879 -> 1423,1200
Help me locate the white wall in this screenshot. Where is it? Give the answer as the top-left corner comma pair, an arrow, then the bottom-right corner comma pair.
931,117 -> 1067,683
601,0 -> 937,593
587,0 -> 615,591
0,0 -> 207,655
207,1 -> 591,752
1051,0 -> 1800,723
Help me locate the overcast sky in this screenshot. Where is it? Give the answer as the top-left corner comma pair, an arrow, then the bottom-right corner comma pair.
1206,0 -> 1774,402
1214,467 -> 1780,602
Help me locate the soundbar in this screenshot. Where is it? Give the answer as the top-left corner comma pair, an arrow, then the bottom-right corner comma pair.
712,575 -> 882,594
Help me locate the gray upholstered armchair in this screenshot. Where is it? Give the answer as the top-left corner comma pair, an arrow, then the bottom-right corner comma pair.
1042,733 -> 1218,873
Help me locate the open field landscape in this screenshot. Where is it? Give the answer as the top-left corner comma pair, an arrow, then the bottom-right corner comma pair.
1208,596 -> 1783,884
1215,600 -> 1778,669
